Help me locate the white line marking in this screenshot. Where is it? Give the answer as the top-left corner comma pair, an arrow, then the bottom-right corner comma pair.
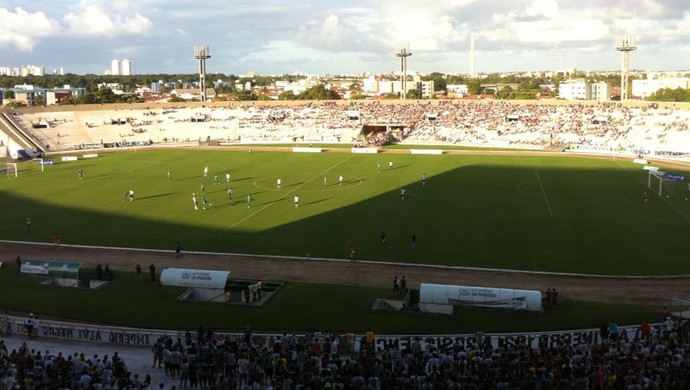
535,170 -> 554,217
229,155 -> 355,228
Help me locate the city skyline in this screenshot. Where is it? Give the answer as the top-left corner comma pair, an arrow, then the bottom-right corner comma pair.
0,1 -> 689,76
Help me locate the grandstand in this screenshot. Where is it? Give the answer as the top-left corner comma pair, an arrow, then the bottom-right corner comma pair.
2,100 -> 690,157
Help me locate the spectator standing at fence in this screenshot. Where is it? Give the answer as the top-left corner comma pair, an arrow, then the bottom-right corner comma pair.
0,311 -> 10,336
15,256 -> 21,273
149,264 -> 156,282
24,313 -> 38,338
175,241 -> 182,259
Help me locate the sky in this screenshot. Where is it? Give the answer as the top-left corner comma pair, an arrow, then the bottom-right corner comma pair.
0,0 -> 689,76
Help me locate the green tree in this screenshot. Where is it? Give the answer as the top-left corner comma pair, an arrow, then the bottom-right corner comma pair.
278,91 -> 296,100
423,72 -> 446,92
648,87 -> 690,102
467,79 -> 483,95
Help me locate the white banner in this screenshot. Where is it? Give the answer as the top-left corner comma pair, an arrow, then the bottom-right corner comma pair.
410,149 -> 443,155
419,283 -> 543,312
20,264 -> 49,275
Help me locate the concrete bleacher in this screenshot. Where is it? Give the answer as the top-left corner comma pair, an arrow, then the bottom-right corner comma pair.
5,101 -> 690,155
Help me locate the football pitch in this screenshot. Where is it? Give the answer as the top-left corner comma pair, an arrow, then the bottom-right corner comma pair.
2,149 -> 690,276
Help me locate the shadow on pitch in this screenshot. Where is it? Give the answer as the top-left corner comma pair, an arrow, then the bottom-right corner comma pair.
139,192 -> 176,200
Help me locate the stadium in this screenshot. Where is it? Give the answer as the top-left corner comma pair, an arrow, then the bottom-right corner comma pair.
1,99 -> 690,389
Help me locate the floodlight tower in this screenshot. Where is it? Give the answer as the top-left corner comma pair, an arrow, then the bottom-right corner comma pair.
615,35 -> 636,101
395,42 -> 412,99
470,33 -> 476,78
193,45 -> 211,102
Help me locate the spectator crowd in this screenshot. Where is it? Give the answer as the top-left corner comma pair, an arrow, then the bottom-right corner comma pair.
3,315 -> 687,389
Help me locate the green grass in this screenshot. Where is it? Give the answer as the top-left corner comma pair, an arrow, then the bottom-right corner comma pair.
1,150 -> 689,275
0,148 -> 688,333
0,263 -> 660,333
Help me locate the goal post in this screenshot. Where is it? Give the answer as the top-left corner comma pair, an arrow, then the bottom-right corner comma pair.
648,170 -> 664,195
5,163 -> 17,178
649,170 -> 688,198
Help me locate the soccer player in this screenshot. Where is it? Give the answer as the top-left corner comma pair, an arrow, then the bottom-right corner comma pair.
400,188 -> 406,200
421,173 -> 427,186
339,175 -> 344,186
411,233 -> 417,250
246,194 -> 252,208
128,189 -> 135,202
227,187 -> 233,199
52,232 -> 60,247
213,175 -> 219,185
323,177 -> 328,186
225,172 -> 231,183
192,193 -> 199,210
78,168 -> 84,180
123,191 -> 129,203
389,161 -> 393,169
643,190 -> 649,203
349,244 -> 356,262
203,165 -> 209,177
277,178 -> 282,189
202,193 -> 211,209
377,163 -> 381,172
167,170 -> 172,181
200,183 -> 206,193
294,194 -> 299,208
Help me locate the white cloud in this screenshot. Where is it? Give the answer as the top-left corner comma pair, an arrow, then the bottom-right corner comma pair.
0,7 -> 61,51
62,4 -> 152,36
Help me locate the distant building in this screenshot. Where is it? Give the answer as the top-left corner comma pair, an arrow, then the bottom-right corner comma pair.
21,65 -> 44,76
558,80 -> 609,101
590,82 -> 610,102
632,77 -> 690,98
559,81 -> 588,100
446,84 -> 469,97
110,59 -> 133,76
11,84 -> 85,106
